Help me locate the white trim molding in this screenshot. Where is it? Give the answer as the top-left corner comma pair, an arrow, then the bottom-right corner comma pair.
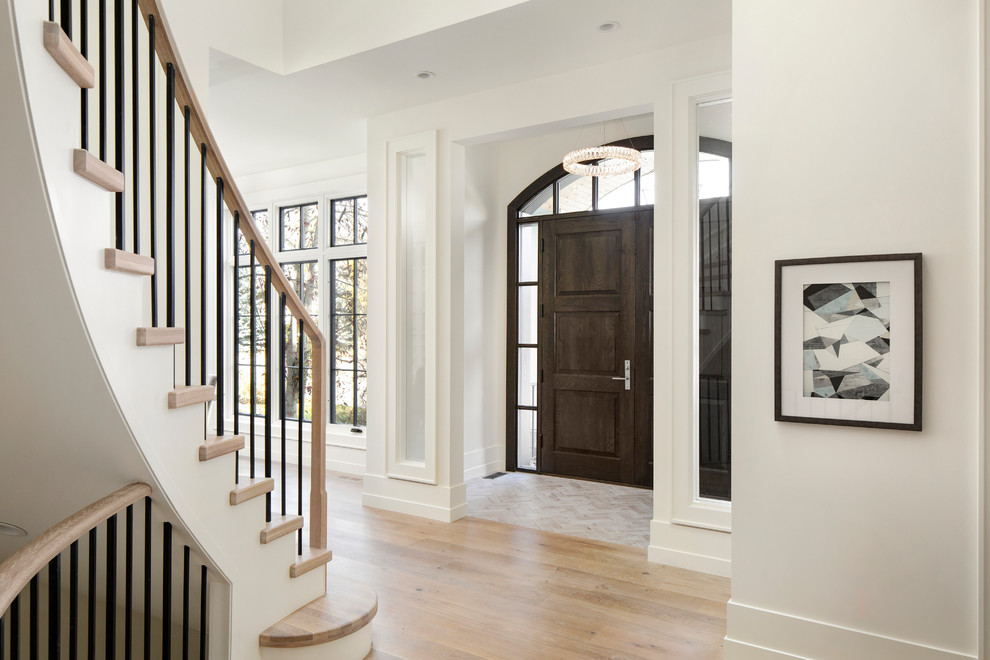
649,70 -> 733,575
386,131 -> 438,484
724,602 -> 978,660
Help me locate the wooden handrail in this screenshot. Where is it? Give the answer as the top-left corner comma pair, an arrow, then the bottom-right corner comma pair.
134,0 -> 327,549
0,483 -> 152,614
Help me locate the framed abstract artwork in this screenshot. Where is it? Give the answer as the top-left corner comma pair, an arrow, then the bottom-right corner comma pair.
774,253 -> 922,431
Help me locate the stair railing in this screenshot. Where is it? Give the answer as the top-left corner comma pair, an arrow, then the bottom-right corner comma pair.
0,483 -> 213,658
43,0 -> 328,553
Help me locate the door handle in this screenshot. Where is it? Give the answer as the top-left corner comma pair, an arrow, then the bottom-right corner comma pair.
611,359 -> 631,390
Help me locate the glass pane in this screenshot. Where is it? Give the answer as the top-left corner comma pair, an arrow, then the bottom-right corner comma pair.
284,367 -> 301,419
303,204 -> 319,248
697,100 -> 731,501
252,210 -> 270,245
517,409 -> 537,470
333,199 -> 355,246
518,347 -> 537,407
356,315 -> 368,370
302,368 -> 313,420
333,260 -> 355,313
355,197 -> 369,244
355,259 -> 368,314
334,369 -> 354,425
281,206 -> 300,250
640,150 -> 655,206
597,168 -> 635,210
403,152 -> 427,462
334,316 -> 355,370
518,286 -> 537,344
254,365 -> 267,416
356,372 -> 367,426
302,262 -> 319,317
699,153 -> 731,200
558,173 -> 592,213
518,223 -> 538,283
519,184 -> 553,217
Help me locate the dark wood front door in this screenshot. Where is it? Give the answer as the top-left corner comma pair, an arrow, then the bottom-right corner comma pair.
539,210 -> 652,486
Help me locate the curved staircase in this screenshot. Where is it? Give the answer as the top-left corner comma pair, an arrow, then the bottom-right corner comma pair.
2,0 -> 377,654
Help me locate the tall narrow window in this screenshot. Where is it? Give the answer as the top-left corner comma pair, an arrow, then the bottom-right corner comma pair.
281,261 -> 318,421
280,202 -> 319,251
330,259 -> 368,426
697,101 -> 732,501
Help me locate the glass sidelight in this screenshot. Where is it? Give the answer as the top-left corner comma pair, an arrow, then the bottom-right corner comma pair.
696,99 -> 732,501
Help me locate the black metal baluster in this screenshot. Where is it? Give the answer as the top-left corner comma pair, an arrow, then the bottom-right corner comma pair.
10,596 -> 18,659
166,63 -> 176,330
182,547 -> 189,660
70,541 -> 78,659
148,14 -> 158,327
280,293 -> 287,517
80,0 -> 88,150
125,504 -> 133,660
114,0 -> 124,250
184,106 -> 192,385
49,0 -> 54,22
30,574 -> 38,660
130,0 -> 139,254
59,0 -> 70,39
218,183 -> 227,441
250,240 -> 257,479
265,265 -> 272,523
98,0 -> 107,162
232,210 -> 239,467
200,145 -> 207,387
1,612 -> 5,660
87,528 -> 96,660
297,318 -> 304,555
106,514 -> 117,659
162,523 -> 172,660
143,497 -> 151,660
198,566 -> 207,660
48,556 -> 60,660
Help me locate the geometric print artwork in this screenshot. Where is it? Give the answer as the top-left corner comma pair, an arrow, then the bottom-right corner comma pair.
802,281 -> 891,400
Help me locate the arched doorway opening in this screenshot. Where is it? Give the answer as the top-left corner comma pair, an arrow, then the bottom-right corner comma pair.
506,136 -> 655,487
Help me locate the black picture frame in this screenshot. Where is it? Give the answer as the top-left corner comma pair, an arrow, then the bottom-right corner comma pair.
774,253 -> 922,431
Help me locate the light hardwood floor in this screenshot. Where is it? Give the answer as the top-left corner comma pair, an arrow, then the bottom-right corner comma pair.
313,472 -> 730,659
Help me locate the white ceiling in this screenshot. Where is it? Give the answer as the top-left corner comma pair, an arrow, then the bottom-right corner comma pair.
208,0 -> 731,176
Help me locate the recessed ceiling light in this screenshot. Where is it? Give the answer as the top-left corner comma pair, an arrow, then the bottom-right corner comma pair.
416,71 -> 436,80
0,521 -> 27,537
598,21 -> 621,32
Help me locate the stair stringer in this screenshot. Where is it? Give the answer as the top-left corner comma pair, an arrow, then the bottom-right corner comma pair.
8,0 -> 326,657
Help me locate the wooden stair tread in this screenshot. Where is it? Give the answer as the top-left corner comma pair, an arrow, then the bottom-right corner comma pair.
73,149 -> 124,192
290,546 -> 332,578
43,21 -> 94,88
229,477 -> 274,506
104,248 -> 154,276
199,435 -> 244,462
261,515 -> 304,544
136,326 -> 184,346
168,385 -> 214,409
258,576 -> 377,649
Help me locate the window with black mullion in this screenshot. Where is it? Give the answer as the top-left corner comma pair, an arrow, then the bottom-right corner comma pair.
330,258 -> 367,427
236,262 -> 268,418
280,260 -> 318,421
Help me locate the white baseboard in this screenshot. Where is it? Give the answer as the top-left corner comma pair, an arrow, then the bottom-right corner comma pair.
724,601 -> 977,660
648,519 -> 731,577
362,474 -> 468,522
463,445 -> 503,481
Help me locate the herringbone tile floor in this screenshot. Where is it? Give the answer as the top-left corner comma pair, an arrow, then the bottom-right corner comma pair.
466,471 -> 653,548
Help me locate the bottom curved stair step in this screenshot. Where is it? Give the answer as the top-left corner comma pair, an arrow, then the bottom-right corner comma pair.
259,575 -> 378,649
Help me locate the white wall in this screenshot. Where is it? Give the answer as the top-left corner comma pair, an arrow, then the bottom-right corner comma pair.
726,1 -> 980,658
